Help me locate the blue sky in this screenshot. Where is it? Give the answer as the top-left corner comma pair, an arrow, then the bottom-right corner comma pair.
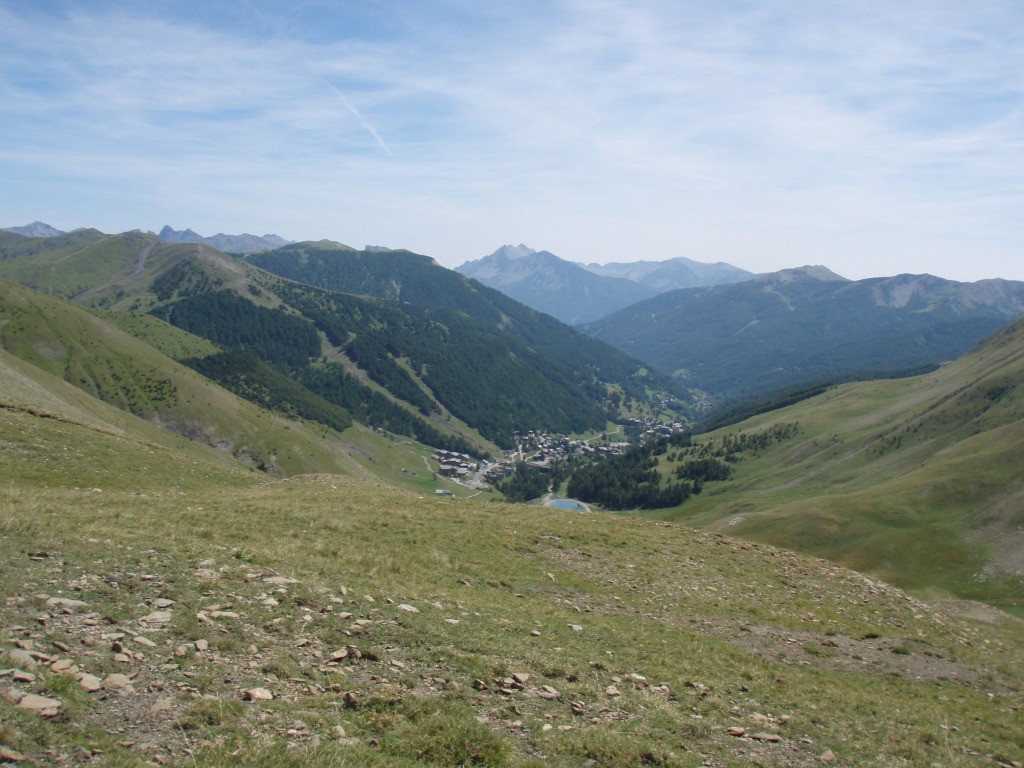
2,1 -> 1022,280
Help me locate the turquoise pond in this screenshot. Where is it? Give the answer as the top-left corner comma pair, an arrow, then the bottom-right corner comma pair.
545,499 -> 587,510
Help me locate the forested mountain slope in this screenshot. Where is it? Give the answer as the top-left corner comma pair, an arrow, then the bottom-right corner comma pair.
584,266 -> 1024,403
245,241 -> 686,410
0,230 -> 684,451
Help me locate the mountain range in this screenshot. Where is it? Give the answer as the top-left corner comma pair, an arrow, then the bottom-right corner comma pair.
0,221 -> 291,253
1,221 -> 1022,765
456,244 -> 753,324
584,266 -> 1024,403
156,225 -> 291,253
0,228 -> 685,458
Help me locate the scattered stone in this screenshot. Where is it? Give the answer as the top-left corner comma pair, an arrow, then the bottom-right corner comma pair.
0,746 -> 25,762
104,673 -> 133,692
819,750 -> 837,762
472,679 -> 488,691
78,673 -> 102,693
728,727 -> 746,737
750,732 -> 781,743
150,698 -> 173,713
208,611 -> 240,619
133,636 -> 158,648
626,674 -> 649,688
46,597 -> 88,609
153,598 -> 176,609
174,645 -> 189,658
243,688 -> 274,701
605,685 -> 621,697
52,641 -> 71,653
5,649 -> 37,669
139,611 -> 172,626
568,624 -> 583,632
195,639 -> 209,652
11,670 -> 35,684
445,619 -> 460,625
262,597 -> 279,607
3,688 -> 23,705
329,648 -> 349,662
263,576 -> 297,586
15,692 -> 62,717
396,604 -> 419,613
511,673 -> 530,685
538,685 -> 560,700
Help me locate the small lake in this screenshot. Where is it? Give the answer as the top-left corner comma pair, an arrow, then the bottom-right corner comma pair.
545,498 -> 587,510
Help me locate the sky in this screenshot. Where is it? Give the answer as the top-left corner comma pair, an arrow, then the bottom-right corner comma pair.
1,1 -> 1022,281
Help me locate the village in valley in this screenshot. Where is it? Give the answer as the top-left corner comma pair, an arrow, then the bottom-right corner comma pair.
430,416 -> 690,495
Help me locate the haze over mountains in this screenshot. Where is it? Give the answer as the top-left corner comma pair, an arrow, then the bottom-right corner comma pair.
1,221 -> 291,254
456,244 -> 753,324
155,225 -> 291,254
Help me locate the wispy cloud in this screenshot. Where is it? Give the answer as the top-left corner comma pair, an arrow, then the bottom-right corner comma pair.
320,80 -> 392,156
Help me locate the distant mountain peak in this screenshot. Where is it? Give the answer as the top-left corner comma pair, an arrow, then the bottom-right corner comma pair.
156,225 -> 291,254
768,265 -> 848,283
488,244 -> 538,261
2,221 -> 66,238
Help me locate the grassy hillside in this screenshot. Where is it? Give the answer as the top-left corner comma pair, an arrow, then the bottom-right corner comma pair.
1,378 -> 1021,767
649,318 -> 1024,614
0,278 -> 374,478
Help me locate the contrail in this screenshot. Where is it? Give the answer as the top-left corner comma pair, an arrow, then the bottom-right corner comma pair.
325,81 -> 393,157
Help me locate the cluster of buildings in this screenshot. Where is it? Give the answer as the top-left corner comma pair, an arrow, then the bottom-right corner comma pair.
514,430 -> 630,470
431,419 -> 688,494
623,417 -> 690,441
432,450 -> 478,480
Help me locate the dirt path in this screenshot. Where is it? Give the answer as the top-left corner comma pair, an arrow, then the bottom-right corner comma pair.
71,241 -> 154,302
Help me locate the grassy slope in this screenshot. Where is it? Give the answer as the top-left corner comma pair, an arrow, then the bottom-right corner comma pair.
0,278 -> 372,479
0,378 -> 1021,767
658,319 -> 1024,613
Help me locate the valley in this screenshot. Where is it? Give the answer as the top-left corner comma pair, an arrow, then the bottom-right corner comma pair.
1,224 -> 1022,766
